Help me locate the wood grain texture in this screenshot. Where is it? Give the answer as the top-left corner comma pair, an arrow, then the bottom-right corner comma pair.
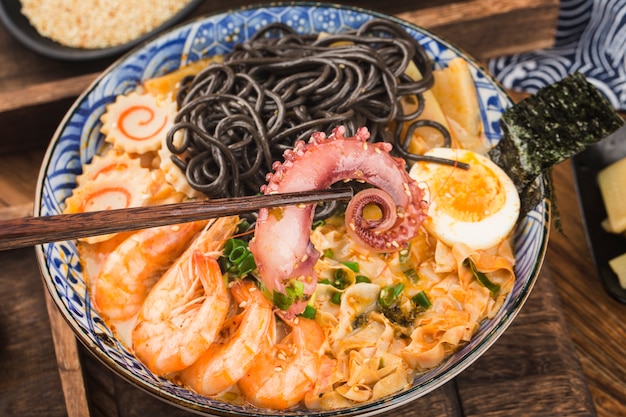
547,160 -> 626,417
0,187 -> 353,250
396,0 -> 559,59
45,294 -> 91,417
0,150 -> 44,208
0,72 -> 98,113
0,248 -> 67,417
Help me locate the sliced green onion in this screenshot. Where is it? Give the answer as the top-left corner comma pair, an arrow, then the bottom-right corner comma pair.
342,261 -> 360,273
312,219 -> 326,229
330,291 -> 342,305
465,257 -> 500,295
355,275 -> 371,284
299,305 -> 317,319
273,290 -> 294,310
379,283 -> 405,307
318,278 -> 331,285
403,268 -> 419,283
221,238 -> 257,277
272,280 -> 305,311
228,246 -> 248,264
289,280 -> 305,299
412,290 -> 432,310
332,269 -> 349,289
323,248 -> 334,258
237,254 -> 256,276
236,219 -> 251,234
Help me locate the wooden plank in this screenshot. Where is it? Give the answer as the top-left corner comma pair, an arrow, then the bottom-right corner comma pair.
0,150 -> 45,206
45,294 -> 92,417
397,0 -> 554,27
0,149 -> 90,416
547,161 -> 626,416
428,6 -> 559,60
0,98 -> 76,154
0,22 -> 113,94
0,72 -> 98,113
0,248 -> 67,417
0,202 -> 33,220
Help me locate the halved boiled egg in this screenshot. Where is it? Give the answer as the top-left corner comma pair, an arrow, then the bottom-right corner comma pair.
409,148 -> 520,250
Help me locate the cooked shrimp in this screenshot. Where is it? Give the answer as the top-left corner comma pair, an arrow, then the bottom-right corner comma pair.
131,216 -> 239,375
92,220 -> 208,322
238,317 -> 325,410
180,279 -> 274,395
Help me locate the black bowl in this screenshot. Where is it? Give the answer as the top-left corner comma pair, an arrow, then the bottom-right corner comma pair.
0,0 -> 203,61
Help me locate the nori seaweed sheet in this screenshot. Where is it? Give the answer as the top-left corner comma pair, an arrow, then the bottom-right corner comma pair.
488,72 -> 624,218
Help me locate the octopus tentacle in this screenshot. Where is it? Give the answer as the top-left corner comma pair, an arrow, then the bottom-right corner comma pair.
249,126 -> 427,317
345,188 -> 399,249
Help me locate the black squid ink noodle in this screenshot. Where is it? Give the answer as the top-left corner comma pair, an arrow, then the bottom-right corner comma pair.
165,19 -> 452,226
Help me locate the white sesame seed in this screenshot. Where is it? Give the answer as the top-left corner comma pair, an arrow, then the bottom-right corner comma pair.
21,0 -> 193,49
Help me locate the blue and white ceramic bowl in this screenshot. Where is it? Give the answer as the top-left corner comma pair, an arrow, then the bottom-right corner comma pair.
34,3 -> 550,416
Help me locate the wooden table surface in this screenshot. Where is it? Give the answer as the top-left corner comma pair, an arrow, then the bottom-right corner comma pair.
1,1 -> 625,416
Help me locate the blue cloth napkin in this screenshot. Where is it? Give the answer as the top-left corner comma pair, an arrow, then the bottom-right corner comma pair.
488,0 -> 626,110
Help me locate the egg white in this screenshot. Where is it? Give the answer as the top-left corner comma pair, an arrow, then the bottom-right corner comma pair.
409,147 -> 520,250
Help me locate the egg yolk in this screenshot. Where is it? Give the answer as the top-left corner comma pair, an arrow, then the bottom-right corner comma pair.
433,154 -> 505,222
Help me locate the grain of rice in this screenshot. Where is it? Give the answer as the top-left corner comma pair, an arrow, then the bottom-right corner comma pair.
20,0 -> 192,49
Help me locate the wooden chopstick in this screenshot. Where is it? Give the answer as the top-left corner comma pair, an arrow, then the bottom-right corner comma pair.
0,187 -> 353,251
